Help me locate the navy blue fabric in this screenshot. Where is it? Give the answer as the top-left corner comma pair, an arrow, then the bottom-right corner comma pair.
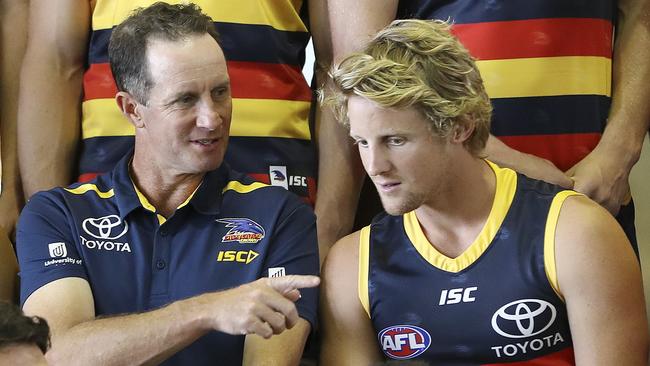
366,175 -> 573,364
17,152 -> 319,365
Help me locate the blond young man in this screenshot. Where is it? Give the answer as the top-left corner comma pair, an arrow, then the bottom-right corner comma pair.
320,19 -> 647,365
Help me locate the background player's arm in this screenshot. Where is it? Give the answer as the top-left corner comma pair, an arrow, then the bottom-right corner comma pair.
315,0 -> 399,259
17,0 -> 88,198
483,136 -> 574,188
306,0 -> 335,263
23,276 -> 318,366
243,319 -> 311,366
0,227 -> 17,302
0,0 -> 28,240
555,195 -> 648,365
320,232 -> 383,365
564,0 -> 650,214
0,0 -> 28,303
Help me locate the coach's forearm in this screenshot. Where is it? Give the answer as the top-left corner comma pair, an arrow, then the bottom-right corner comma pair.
46,298 -> 208,366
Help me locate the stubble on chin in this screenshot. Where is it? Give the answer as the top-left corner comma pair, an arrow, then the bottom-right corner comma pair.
380,192 -> 423,216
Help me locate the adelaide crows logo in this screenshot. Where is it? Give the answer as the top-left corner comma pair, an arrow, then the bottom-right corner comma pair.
216,218 -> 265,244
271,170 -> 286,182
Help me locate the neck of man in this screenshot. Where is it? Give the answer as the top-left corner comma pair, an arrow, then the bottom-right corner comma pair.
414,157 -> 496,259
130,151 -> 205,219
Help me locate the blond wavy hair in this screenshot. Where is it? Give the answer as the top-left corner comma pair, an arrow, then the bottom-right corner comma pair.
327,19 -> 492,156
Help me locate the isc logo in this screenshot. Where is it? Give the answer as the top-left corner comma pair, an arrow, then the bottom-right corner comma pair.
378,325 -> 431,360
289,176 -> 307,187
216,250 -> 259,264
438,287 -> 478,305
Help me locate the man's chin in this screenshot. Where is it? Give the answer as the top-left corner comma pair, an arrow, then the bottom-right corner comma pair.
381,201 -> 412,216
379,193 -> 424,216
181,159 -> 223,175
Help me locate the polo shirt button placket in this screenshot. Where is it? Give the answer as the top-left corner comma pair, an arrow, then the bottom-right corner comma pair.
156,259 -> 166,270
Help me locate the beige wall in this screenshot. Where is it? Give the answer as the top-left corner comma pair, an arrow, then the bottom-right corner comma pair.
630,135 -> 650,329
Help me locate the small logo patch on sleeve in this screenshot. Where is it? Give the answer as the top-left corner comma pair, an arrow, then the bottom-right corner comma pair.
268,267 -> 286,277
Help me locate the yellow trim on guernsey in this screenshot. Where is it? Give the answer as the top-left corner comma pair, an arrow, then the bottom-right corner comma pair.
222,180 -> 268,194
81,99 -> 312,140
358,226 -> 371,317
403,160 -> 517,273
92,0 -> 307,33
543,190 -> 583,301
477,56 -> 611,98
64,184 -> 115,198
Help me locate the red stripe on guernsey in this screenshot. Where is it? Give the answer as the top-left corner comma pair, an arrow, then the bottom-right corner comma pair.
483,347 -> 575,366
451,18 -> 612,60
498,133 -> 601,171
83,62 -> 311,102
228,61 -> 311,101
249,173 -> 271,185
83,63 -> 117,102
78,173 -> 100,183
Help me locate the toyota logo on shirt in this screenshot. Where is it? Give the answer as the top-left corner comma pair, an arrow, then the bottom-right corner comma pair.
82,215 -> 129,240
491,299 -> 557,339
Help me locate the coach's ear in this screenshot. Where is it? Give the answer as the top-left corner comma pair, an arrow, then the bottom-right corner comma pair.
116,91 -> 145,128
450,117 -> 475,144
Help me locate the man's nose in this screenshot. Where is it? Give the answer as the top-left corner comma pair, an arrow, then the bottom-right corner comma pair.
364,145 -> 391,177
196,99 -> 222,130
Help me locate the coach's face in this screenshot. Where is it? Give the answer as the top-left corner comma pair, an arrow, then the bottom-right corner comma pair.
135,33 -> 232,175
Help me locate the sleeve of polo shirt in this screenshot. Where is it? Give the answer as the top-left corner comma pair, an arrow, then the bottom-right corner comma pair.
16,192 -> 88,305
265,198 -> 319,331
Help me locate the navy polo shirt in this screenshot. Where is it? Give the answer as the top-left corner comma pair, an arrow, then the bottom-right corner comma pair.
17,152 -> 319,365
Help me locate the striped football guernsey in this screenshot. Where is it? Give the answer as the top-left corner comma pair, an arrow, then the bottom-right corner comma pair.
398,1 -> 613,171
361,161 -> 578,364
82,0 -> 316,205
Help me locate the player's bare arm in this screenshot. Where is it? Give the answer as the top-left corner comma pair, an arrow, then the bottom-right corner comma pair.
315,0 -> 400,257
17,0 -> 88,198
320,231 -> 383,365
565,0 -> 650,214
555,195 -> 648,364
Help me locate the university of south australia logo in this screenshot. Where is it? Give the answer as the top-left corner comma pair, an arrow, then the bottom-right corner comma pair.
48,242 -> 67,258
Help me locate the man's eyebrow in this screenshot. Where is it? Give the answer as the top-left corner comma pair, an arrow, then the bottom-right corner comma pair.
212,80 -> 230,89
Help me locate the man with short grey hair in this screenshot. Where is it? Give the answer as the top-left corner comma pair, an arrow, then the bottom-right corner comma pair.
16,4 -> 320,365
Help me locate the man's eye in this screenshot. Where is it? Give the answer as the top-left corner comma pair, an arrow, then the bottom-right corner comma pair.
212,87 -> 228,99
178,95 -> 196,105
354,139 -> 368,147
387,137 -> 405,146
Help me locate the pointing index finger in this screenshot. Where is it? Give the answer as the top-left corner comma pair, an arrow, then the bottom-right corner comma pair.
268,275 -> 320,295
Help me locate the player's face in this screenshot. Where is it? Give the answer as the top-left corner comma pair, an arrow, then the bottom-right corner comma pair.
348,95 -> 453,215
136,34 -> 232,175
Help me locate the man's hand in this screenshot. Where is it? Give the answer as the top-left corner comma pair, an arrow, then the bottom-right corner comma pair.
483,135 -> 574,188
565,140 -> 633,215
195,275 -> 320,339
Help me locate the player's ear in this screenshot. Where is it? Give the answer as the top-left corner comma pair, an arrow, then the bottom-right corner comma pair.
116,91 -> 146,128
451,117 -> 475,144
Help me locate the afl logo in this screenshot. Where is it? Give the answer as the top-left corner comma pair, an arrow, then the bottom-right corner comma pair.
82,215 -> 129,240
378,325 -> 431,360
491,299 -> 557,339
